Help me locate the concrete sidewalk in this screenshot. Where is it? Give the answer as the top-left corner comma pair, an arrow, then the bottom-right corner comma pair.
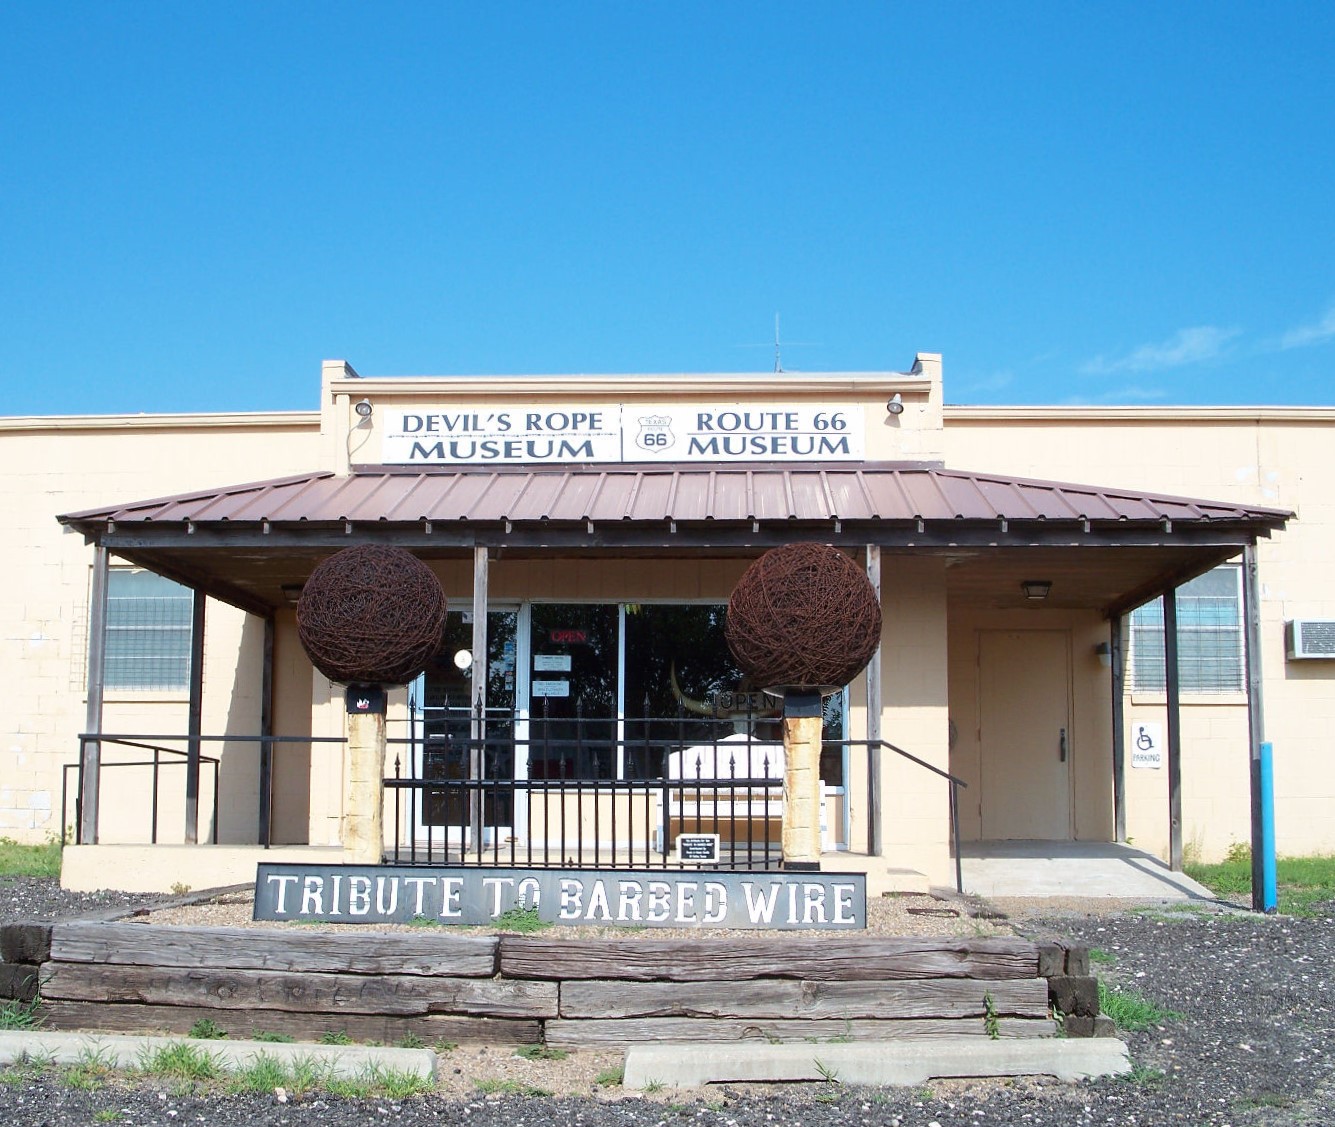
623,1038 -> 1132,1089
960,840 -> 1217,900
0,1030 -> 437,1081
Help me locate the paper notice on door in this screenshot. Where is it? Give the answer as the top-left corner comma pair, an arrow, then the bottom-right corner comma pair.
532,679 -> 570,698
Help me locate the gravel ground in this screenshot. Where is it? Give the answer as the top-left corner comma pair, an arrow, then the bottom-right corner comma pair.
3,877 -> 1333,1125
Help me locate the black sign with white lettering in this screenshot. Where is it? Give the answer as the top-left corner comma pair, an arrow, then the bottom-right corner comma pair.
676,834 -> 720,863
253,864 -> 866,930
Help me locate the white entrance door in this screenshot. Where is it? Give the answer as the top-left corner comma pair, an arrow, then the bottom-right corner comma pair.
978,630 -> 1073,840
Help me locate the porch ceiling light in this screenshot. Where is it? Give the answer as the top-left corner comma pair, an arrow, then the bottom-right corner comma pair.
1021,579 -> 1052,601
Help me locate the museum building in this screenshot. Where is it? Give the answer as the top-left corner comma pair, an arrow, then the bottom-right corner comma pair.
4,353 -> 1332,895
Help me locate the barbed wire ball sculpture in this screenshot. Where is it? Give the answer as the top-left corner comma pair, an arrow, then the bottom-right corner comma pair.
725,542 -> 882,692
296,545 -> 447,685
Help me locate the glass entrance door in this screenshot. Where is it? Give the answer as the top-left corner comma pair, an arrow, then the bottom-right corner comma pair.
411,609 -> 518,845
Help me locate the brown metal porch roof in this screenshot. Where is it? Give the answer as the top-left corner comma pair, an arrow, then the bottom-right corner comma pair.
62,462 -> 1289,529
58,462 -> 1292,618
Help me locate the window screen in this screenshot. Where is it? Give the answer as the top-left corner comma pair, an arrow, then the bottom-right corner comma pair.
1129,566 -> 1243,693
104,570 -> 194,690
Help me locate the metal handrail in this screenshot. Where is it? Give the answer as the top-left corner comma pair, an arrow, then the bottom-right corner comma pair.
66,735 -> 223,846
865,739 -> 968,894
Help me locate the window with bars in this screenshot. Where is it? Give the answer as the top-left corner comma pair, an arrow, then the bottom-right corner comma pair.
104,570 -> 194,691
1129,565 -> 1244,693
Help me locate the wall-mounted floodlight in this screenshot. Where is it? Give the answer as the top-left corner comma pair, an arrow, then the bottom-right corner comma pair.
1094,640 -> 1112,667
354,398 -> 373,418
886,393 -> 905,416
1021,579 -> 1053,601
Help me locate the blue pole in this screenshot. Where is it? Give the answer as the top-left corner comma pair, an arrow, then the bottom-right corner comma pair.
1258,741 -> 1277,914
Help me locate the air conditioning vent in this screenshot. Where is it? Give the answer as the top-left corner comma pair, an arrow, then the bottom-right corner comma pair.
1286,619 -> 1335,660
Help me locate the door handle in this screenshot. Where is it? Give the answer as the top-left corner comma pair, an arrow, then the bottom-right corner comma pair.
1059,728 -> 1068,763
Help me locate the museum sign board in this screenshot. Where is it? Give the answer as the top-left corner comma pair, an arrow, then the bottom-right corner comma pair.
381,403 -> 866,466
254,863 -> 867,930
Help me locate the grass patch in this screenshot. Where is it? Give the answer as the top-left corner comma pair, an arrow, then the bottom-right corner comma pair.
226,1052 -> 293,1095
0,835 -> 62,877
1089,947 -> 1117,965
0,997 -> 43,1031
318,1029 -> 354,1045
188,1018 -> 227,1040
135,1041 -> 222,1081
493,906 -> 549,933
1098,980 -> 1183,1032
251,1030 -> 295,1043
514,1044 -> 568,1061
595,1065 -> 624,1087
1186,850 -> 1335,917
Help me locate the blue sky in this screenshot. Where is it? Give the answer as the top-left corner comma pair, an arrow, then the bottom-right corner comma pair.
3,3 -> 1333,414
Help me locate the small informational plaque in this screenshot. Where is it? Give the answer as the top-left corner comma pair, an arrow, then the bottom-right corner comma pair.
532,678 -> 570,698
533,654 -> 572,672
676,833 -> 720,864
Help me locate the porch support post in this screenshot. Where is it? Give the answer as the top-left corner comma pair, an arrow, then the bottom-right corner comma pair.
1163,587 -> 1183,871
184,587 -> 206,844
1242,541 -> 1270,910
343,699 -> 387,864
864,545 -> 882,856
258,614 -> 275,847
469,546 -> 489,850
1110,613 -> 1127,843
80,545 -> 110,845
781,690 -> 824,870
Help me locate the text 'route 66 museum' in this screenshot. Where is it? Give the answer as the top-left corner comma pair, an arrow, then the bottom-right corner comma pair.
3,353 -> 1332,900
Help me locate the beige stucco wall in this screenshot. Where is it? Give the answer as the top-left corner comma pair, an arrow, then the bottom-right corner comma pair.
0,414 -> 320,844
945,410 -> 1335,862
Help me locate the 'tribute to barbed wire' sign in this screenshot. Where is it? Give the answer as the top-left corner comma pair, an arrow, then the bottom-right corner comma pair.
254,864 -> 866,930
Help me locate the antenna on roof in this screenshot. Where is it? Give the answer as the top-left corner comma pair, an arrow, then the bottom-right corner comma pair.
735,316 -> 818,371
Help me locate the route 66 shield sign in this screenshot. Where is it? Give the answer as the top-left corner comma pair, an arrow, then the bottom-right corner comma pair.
635,414 -> 675,453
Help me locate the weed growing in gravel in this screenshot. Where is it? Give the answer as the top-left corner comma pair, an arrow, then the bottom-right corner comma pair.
433,1040 -> 458,1054
396,1032 -> 425,1049
1123,1062 -> 1166,1088
188,1018 -> 227,1040
641,1079 -> 666,1094
1089,947 -> 1117,965
595,1066 -> 624,1087
493,906 -> 549,933
251,1030 -> 295,1043
318,1029 -> 354,1045
135,1041 -> 222,1081
1098,980 -> 1183,1032
324,1074 -> 372,1099
0,996 -> 43,1030
366,1064 -> 436,1098
61,1045 -> 117,1091
813,1058 -> 841,1084
93,1111 -> 120,1123
514,1044 -> 569,1061
226,1052 -> 292,1094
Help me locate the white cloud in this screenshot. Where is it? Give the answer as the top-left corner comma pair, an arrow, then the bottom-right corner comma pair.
1081,325 -> 1241,375
1279,304 -> 1335,349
